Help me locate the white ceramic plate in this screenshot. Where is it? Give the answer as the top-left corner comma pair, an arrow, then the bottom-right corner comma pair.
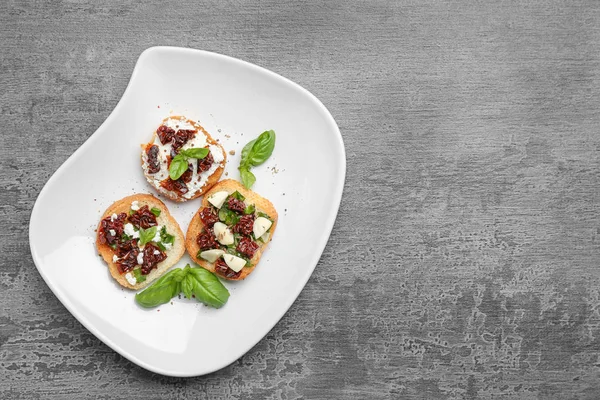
29,47 -> 345,377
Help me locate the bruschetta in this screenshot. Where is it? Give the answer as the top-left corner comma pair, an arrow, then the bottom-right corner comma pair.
141,116 -> 226,202
96,194 -> 185,289
185,180 -> 277,280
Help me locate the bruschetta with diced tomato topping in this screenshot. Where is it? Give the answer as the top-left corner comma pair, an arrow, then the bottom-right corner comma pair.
185,180 -> 278,280
96,194 -> 185,289
141,116 -> 226,202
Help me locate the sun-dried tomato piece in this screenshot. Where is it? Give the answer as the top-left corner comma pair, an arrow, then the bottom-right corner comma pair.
197,151 -> 214,173
98,213 -> 127,245
141,243 -> 167,274
237,236 -> 259,258
227,197 -> 246,214
161,178 -> 189,194
156,125 -> 176,144
196,229 -> 218,250
232,214 -> 254,235
128,205 -> 158,229
170,129 -> 196,156
115,238 -> 139,258
116,242 -> 140,273
199,208 -> 219,228
146,145 -> 161,174
214,258 -> 242,279
180,163 -> 193,183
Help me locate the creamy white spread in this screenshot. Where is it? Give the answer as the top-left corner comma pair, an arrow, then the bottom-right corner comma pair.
141,117 -> 225,199
131,201 -> 140,211
163,117 -> 195,131
137,251 -> 144,265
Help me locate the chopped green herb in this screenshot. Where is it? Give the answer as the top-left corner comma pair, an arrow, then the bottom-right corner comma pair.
244,204 -> 255,215
230,191 -> 245,201
218,207 -> 240,226
133,268 -> 146,283
160,226 -> 175,245
257,211 -> 271,220
150,207 -> 161,217
156,242 -> 166,252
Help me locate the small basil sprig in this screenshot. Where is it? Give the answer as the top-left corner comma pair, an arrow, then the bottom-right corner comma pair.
169,148 -> 210,180
238,130 -> 276,189
180,265 -> 230,308
138,226 -> 157,246
135,264 -> 230,309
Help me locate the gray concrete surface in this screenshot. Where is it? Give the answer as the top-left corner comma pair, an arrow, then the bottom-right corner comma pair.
2,0 -> 600,398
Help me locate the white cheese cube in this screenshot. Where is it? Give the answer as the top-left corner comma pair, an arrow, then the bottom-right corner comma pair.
200,249 -> 225,263
253,217 -> 272,239
213,222 -> 234,245
223,254 -> 246,272
207,191 -> 229,209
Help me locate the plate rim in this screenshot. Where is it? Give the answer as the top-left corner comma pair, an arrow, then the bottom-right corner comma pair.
29,46 -> 346,377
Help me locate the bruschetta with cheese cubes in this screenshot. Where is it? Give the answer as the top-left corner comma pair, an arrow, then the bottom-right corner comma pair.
185,179 -> 278,280
96,194 -> 185,289
141,116 -> 227,202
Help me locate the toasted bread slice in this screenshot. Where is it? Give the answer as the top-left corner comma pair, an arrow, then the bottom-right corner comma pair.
141,116 -> 227,202
186,179 -> 278,280
96,194 -> 185,290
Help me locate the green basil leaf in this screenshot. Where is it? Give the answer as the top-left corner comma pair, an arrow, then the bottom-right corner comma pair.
180,147 -> 209,159
150,207 -> 161,217
121,233 -> 132,241
132,268 -> 146,283
156,242 -> 166,251
169,155 -> 189,180
160,226 -> 175,245
244,203 -> 255,215
181,274 -> 194,300
239,167 -> 256,189
237,130 -> 275,188
247,130 -> 275,166
139,226 -> 157,246
109,243 -> 117,250
187,267 -> 230,308
135,268 -> 184,308
218,207 -> 239,225
240,138 -> 257,168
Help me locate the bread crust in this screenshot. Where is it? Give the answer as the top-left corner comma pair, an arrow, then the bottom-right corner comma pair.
96,194 -> 185,290
141,116 -> 227,202
185,180 -> 278,280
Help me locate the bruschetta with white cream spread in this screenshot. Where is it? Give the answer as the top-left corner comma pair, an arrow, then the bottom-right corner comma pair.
141,116 -> 226,202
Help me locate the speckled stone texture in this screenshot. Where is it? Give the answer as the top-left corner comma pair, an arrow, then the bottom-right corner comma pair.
2,0 -> 600,398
